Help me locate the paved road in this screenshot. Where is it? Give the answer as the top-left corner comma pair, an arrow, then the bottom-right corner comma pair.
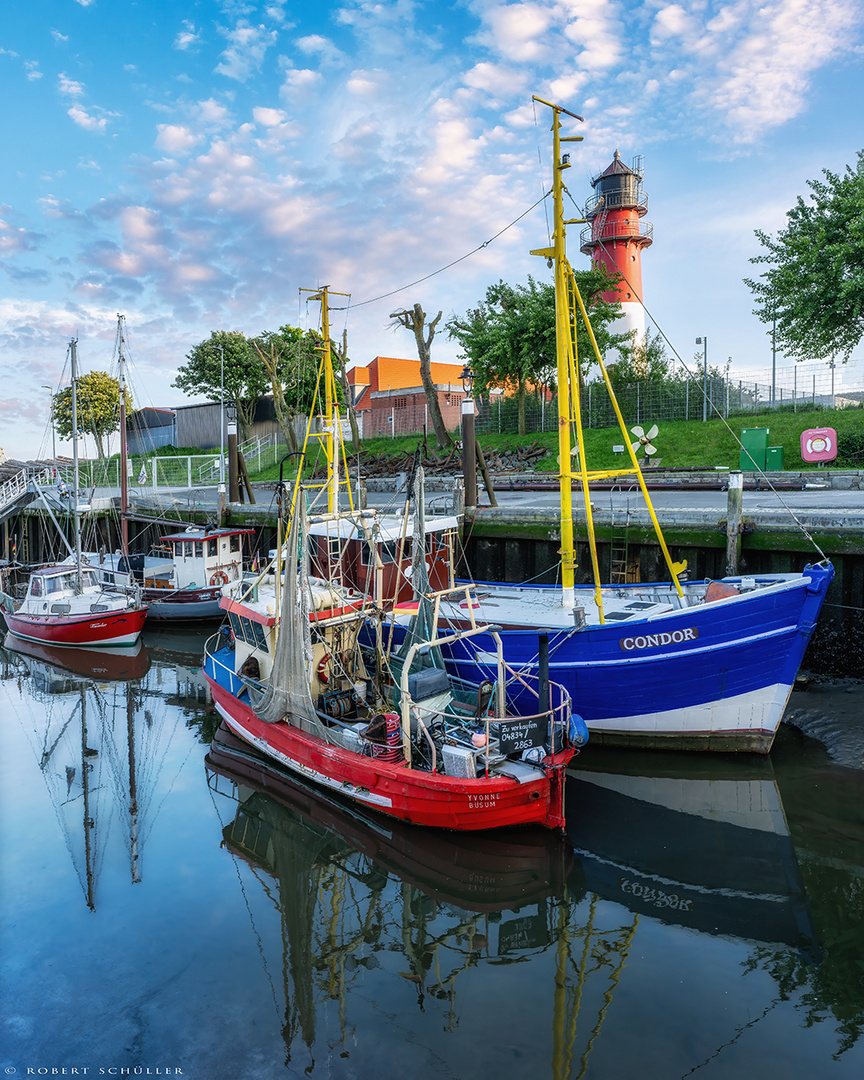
363,485 -> 864,514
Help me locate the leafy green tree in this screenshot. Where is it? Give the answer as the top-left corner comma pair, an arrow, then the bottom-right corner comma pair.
745,151 -> 864,363
608,328 -> 671,385
446,267 -> 627,435
52,371 -> 132,459
173,330 -> 268,437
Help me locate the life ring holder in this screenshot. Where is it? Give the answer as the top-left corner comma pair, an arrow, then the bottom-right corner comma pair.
209,571 -> 229,586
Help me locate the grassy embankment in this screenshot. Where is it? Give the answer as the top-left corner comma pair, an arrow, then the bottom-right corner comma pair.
250,404 -> 864,479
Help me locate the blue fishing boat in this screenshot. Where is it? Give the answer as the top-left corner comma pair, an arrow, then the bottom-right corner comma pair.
379,98 -> 834,753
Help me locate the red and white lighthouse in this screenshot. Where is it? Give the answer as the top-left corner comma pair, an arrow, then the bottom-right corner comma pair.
580,150 -> 653,344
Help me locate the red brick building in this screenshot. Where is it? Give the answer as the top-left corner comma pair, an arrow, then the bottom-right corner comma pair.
349,356 -> 475,438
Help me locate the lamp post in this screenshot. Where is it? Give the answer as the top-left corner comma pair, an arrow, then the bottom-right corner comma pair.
459,365 -> 477,508
771,318 -> 777,405
206,340 -> 226,519
226,400 -> 240,504
42,385 -> 57,471
696,336 -> 708,422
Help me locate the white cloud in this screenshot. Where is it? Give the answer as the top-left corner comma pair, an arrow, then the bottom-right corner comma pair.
296,34 -> 345,64
67,104 -> 117,133
58,73 -> 85,97
280,67 -> 321,92
154,124 -> 203,153
0,218 -> 41,256
474,2 -> 555,63
75,0 -> 96,6
253,106 -> 287,126
194,98 -> 232,126
24,61 -> 42,81
215,22 -> 278,81
50,29 -> 69,44
174,21 -> 200,51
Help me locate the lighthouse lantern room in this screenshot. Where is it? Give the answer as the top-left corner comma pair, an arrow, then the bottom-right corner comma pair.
580,150 -> 653,344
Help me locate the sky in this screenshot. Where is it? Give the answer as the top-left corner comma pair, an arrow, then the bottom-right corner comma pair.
1,0 -> 863,460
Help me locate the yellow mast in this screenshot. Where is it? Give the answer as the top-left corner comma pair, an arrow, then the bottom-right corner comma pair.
532,97 -> 685,621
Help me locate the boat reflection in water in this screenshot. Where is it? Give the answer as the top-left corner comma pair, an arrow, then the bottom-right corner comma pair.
566,748 -> 819,958
4,630 -> 151,684
205,726 -> 821,1072
2,631 -> 189,910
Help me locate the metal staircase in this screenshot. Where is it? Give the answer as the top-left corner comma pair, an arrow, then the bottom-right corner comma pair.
0,466 -> 55,523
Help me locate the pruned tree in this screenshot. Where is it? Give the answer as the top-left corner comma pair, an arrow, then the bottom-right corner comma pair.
52,371 -> 132,458
745,151 -> 864,363
389,303 -> 451,450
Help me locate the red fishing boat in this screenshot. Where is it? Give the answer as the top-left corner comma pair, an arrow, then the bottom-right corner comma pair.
202,287 -> 585,832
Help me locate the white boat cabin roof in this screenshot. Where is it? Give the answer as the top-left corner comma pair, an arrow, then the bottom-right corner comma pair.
307,512 -> 458,543
160,527 -> 254,542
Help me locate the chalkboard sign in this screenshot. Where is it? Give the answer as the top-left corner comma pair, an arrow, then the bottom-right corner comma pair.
488,715 -> 546,754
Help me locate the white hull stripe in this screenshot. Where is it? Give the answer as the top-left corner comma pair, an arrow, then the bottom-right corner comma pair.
593,682 -> 793,736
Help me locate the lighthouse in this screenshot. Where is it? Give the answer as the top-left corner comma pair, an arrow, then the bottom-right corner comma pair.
580,150 -> 653,344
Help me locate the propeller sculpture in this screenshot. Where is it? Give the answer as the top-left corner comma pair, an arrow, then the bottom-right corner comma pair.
631,424 -> 659,458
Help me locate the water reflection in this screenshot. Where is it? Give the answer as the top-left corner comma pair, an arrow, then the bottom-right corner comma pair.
1,634 -> 863,1075
1,629 -> 210,909
567,750 -> 818,957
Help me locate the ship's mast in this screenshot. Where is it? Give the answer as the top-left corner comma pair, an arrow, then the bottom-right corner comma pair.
69,337 -> 84,594
117,314 -> 130,558
532,96 -> 685,620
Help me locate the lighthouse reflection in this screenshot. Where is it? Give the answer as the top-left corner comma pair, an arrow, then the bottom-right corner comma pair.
205,727 -> 819,1071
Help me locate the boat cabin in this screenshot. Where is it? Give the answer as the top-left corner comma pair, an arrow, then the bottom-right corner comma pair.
306,512 -> 458,606
126,527 -> 254,589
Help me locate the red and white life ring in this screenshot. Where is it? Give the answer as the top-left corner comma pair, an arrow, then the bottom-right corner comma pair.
316,652 -> 332,684
210,571 -> 228,586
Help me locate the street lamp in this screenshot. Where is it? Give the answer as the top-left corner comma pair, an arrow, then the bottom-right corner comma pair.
42,385 -> 57,470
226,399 -> 239,503
459,366 -> 477,507
695,337 -> 708,422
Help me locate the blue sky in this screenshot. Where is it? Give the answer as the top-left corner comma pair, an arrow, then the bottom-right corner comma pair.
2,0 -> 862,459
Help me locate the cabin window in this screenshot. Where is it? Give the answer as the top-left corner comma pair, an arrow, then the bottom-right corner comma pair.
230,534 -> 240,553
174,543 -> 182,558
184,542 -> 194,558
360,538 -> 410,565
249,620 -> 268,651
83,571 -> 99,588
90,603 -> 109,612
229,612 -> 245,642
46,576 -> 65,594
194,542 -> 203,557
208,538 -> 218,557
30,578 -> 43,597
50,603 -> 71,614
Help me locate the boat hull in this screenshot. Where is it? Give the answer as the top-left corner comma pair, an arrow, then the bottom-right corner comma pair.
390,565 -> 834,753
142,587 -> 223,623
203,650 -> 573,831
4,606 -> 148,648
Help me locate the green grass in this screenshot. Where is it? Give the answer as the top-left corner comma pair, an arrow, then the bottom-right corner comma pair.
141,403 -> 864,480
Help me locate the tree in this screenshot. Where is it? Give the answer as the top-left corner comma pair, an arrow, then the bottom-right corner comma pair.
446,267 -> 627,435
251,325 -> 326,452
172,330 -> 268,437
389,303 -> 451,450
52,371 -> 132,459
745,151 -> 864,363
608,328 -> 672,385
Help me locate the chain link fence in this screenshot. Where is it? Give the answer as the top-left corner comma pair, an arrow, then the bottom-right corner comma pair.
473,360 -> 864,436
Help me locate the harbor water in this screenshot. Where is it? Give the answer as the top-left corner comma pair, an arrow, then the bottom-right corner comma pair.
1,628 -> 863,1079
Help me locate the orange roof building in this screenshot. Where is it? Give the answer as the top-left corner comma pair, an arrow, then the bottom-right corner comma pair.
348,356 -> 465,410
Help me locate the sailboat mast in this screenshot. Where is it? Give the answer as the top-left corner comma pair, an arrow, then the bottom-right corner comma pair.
69,337 -> 84,593
320,287 -> 338,514
117,314 -> 130,558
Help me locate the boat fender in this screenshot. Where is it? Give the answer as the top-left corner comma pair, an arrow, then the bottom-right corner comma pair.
210,571 -> 229,586
317,652 -> 332,684
568,713 -> 589,748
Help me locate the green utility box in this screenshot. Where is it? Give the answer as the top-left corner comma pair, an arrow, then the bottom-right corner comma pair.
740,428 -> 769,470
766,446 -> 785,471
